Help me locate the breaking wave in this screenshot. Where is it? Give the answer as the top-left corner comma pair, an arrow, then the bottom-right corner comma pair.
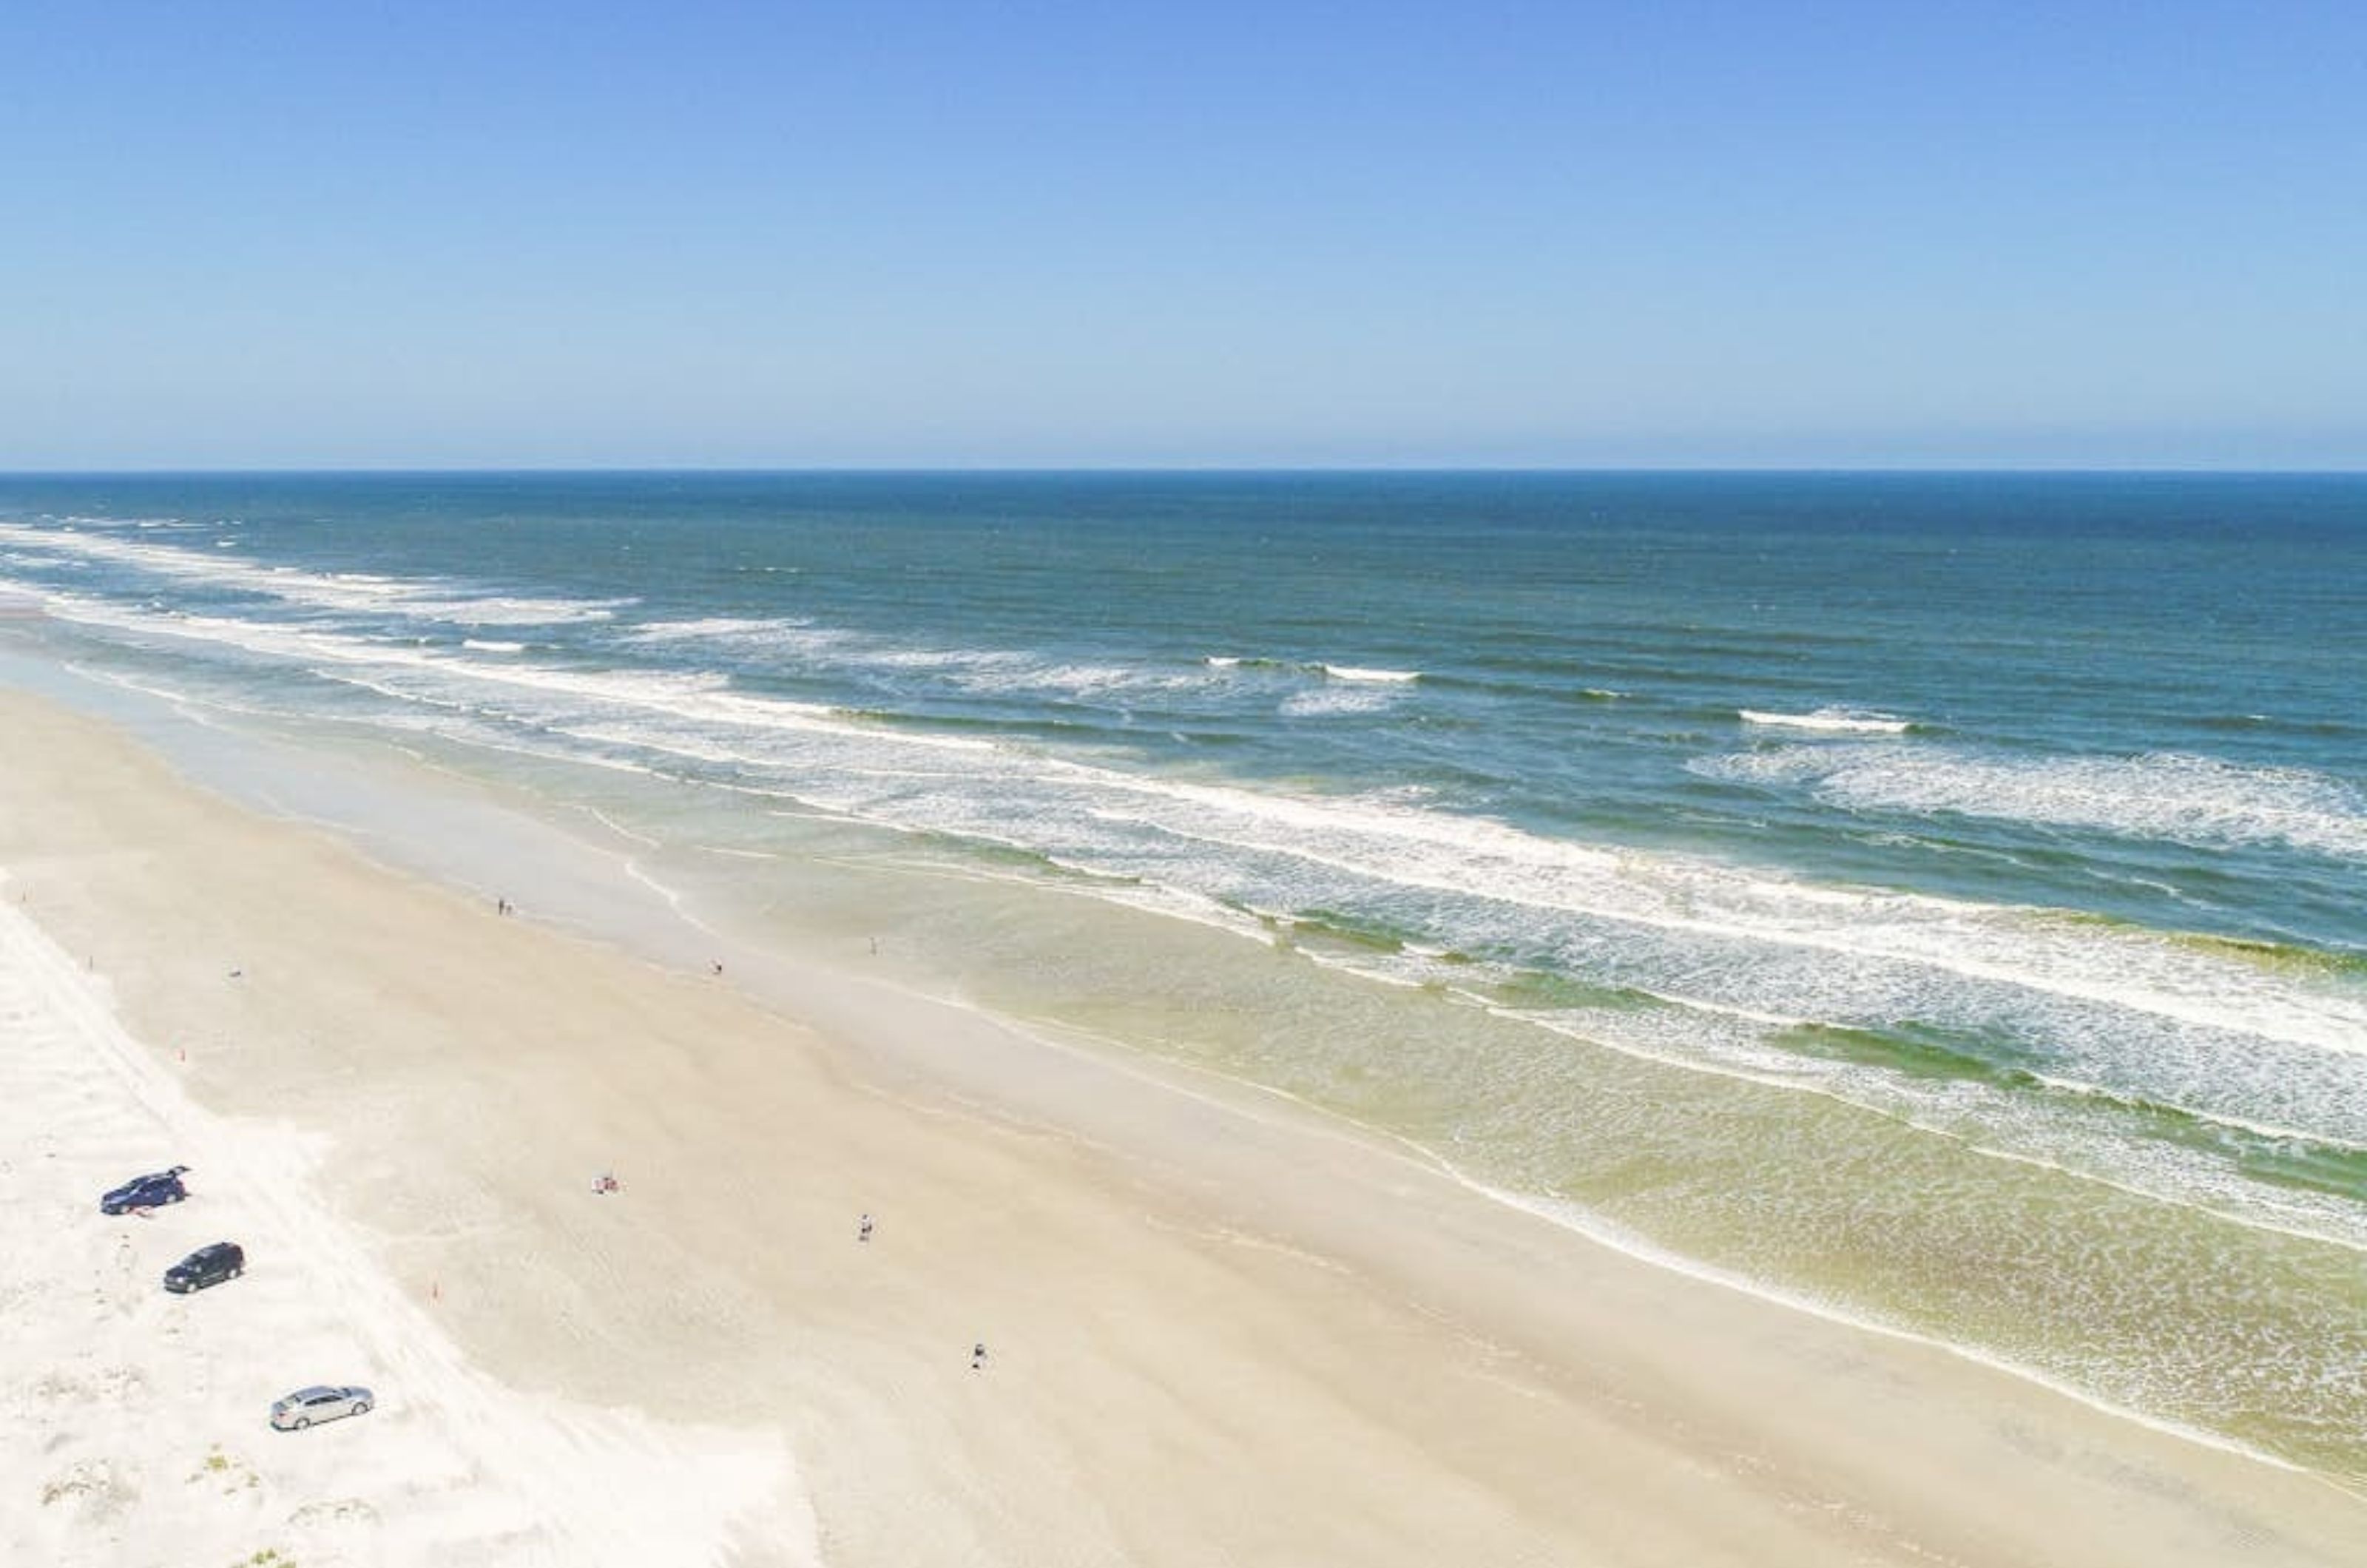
1699,744 -> 2367,862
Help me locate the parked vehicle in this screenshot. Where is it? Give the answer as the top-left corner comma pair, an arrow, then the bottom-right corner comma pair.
99,1165 -> 189,1214
271,1385 -> 374,1430
163,1240 -> 244,1292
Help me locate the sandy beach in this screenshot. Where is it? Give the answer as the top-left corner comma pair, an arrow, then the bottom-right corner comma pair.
4,683 -> 2364,1568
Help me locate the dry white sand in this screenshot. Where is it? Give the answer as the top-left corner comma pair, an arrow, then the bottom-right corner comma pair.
4,686 -> 2364,1567
0,893 -> 804,1568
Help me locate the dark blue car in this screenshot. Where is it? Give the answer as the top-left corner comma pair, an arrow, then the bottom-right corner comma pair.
164,1240 -> 244,1292
99,1165 -> 189,1214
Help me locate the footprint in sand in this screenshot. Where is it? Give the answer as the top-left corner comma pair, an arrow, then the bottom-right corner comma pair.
286,1495 -> 384,1550
38,1457 -> 138,1521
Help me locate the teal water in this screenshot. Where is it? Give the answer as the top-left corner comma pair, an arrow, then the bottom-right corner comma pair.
2,471 -> 2363,1473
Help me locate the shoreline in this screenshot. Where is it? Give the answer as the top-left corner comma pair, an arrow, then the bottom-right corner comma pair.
5,681 -> 2365,1566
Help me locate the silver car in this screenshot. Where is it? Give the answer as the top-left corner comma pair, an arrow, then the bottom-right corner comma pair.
269,1385 -> 374,1430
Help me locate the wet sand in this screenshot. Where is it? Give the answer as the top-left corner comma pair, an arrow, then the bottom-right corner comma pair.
4,686 -> 2362,1567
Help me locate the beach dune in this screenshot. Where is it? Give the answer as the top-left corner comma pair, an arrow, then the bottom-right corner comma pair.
3,686 -> 2363,1567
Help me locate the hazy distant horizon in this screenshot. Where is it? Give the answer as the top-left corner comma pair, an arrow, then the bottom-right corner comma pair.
4,462 -> 2364,478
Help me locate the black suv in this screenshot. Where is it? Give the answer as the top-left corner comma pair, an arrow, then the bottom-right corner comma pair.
163,1241 -> 245,1293
100,1165 -> 189,1214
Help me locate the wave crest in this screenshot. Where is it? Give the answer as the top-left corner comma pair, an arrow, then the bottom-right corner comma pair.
1740,707 -> 1914,734
1701,744 -> 2367,861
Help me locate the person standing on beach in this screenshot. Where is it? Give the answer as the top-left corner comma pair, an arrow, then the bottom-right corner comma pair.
971,1341 -> 987,1370
857,1213 -> 874,1243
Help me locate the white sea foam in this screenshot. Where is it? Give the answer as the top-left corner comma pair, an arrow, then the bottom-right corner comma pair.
1699,743 -> 2367,861
875,646 -> 1166,697
27,594 -> 907,747
1473,984 -> 2367,1254
412,594 -> 627,626
19,485 -> 2361,1481
53,513 -> 189,531
1206,654 -> 1419,687
1280,685 -> 1399,717
946,657 -> 1174,700
625,617 -> 844,653
30,579 -> 2367,1148
0,521 -> 629,626
1739,706 -> 1913,734
1048,769 -> 2367,1081
627,616 -> 1229,701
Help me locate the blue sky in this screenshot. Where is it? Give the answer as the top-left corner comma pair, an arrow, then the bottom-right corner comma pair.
3,1 -> 2360,467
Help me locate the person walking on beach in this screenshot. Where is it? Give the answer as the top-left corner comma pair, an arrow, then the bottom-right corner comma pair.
857,1213 -> 874,1243
971,1341 -> 988,1371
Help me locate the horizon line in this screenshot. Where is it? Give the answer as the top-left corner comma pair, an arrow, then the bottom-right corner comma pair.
4,463 -> 2364,479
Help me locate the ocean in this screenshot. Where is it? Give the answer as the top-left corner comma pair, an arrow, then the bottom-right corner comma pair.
1,470 -> 2362,1476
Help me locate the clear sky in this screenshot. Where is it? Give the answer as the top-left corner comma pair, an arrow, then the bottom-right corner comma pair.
3,1 -> 2361,469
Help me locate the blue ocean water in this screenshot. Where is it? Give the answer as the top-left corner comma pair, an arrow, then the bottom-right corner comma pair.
3,470 -> 2363,1470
